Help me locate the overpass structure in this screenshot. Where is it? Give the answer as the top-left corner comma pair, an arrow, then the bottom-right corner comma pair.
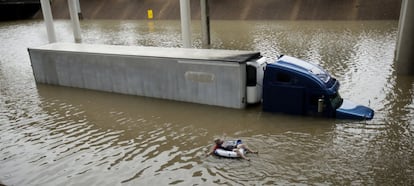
37,0 -> 413,75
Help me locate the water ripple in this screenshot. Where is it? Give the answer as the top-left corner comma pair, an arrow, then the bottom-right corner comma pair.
1,20 -> 413,185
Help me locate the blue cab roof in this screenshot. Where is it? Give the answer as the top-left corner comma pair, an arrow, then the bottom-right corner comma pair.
273,55 -> 331,83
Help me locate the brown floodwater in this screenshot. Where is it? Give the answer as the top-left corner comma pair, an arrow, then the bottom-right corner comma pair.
0,20 -> 413,185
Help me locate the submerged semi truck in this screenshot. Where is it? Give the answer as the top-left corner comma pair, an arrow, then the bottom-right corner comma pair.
28,43 -> 374,120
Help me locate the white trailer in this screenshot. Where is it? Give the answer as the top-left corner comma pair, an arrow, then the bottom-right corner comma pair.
28,43 -> 266,109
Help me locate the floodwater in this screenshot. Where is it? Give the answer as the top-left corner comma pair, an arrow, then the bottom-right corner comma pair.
0,19 -> 413,185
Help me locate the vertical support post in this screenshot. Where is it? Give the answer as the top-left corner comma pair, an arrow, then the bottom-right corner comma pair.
68,0 -> 82,43
395,0 -> 414,75
179,0 -> 192,48
40,0 -> 57,43
200,0 -> 211,48
75,0 -> 83,19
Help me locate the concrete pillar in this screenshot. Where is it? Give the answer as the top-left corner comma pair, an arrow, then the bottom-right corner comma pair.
200,0 -> 211,48
68,0 -> 82,43
179,0 -> 192,48
40,0 -> 57,43
75,0 -> 83,19
395,0 -> 414,75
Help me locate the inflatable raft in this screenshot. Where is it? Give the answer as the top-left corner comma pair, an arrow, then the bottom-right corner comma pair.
214,140 -> 246,158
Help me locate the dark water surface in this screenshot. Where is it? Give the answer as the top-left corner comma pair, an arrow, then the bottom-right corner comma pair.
0,20 -> 413,185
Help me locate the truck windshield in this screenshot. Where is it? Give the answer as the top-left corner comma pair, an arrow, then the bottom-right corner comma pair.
315,73 -> 330,83
330,93 -> 343,109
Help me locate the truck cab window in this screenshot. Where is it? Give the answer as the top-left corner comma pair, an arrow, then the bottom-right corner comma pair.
276,72 -> 291,83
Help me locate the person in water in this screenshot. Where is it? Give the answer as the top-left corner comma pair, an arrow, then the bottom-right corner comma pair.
206,138 -> 258,161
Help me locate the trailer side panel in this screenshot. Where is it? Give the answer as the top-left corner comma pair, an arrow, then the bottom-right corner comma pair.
28,43 -> 252,109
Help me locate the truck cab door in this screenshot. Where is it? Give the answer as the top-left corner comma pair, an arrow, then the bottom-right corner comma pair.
262,70 -> 305,115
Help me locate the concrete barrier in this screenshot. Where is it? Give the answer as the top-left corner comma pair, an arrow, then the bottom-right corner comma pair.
32,0 -> 401,20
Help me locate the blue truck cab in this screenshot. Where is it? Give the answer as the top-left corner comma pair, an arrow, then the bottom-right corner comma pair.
262,55 -> 374,120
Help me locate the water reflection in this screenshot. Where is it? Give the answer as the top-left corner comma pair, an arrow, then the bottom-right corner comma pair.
81,20 -> 183,47
372,73 -> 414,183
32,84 -> 334,185
0,20 -> 413,185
